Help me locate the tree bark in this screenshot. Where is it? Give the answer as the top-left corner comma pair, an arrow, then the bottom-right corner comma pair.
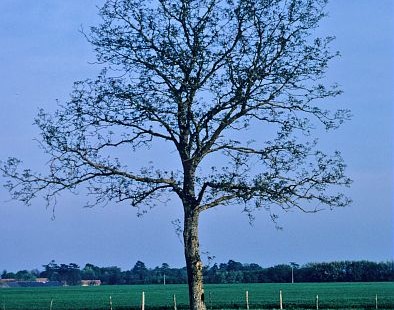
183,210 -> 206,310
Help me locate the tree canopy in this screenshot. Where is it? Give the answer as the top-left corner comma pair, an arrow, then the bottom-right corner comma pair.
2,0 -> 350,215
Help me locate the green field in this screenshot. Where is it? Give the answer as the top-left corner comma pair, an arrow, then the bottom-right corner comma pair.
1,282 -> 393,309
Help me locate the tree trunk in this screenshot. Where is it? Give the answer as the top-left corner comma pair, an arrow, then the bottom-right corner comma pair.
184,210 -> 206,310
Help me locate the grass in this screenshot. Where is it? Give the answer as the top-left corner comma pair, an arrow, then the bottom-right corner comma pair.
0,282 -> 393,309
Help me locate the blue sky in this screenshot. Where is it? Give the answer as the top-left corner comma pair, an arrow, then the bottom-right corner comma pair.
0,0 -> 393,272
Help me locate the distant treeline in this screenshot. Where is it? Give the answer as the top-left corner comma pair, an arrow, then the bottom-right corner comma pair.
2,260 -> 393,285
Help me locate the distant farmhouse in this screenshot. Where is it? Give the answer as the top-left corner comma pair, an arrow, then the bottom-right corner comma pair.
81,280 -> 101,286
0,278 -> 101,288
36,278 -> 49,283
0,279 -> 16,285
0,278 -> 62,288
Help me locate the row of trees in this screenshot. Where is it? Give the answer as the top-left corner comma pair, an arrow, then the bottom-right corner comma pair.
204,260 -> 394,283
2,260 -> 393,285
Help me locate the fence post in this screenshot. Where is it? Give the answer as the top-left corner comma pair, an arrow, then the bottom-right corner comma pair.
316,295 -> 319,310
246,290 -> 249,310
209,291 -> 212,310
375,294 -> 378,309
109,296 -> 113,310
173,294 -> 177,310
141,292 -> 145,310
279,290 -> 283,310
50,299 -> 54,310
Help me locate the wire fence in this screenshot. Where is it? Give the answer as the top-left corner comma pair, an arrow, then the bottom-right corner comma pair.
1,283 -> 393,310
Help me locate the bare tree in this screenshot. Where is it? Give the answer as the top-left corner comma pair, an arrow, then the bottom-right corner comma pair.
1,0 -> 351,309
